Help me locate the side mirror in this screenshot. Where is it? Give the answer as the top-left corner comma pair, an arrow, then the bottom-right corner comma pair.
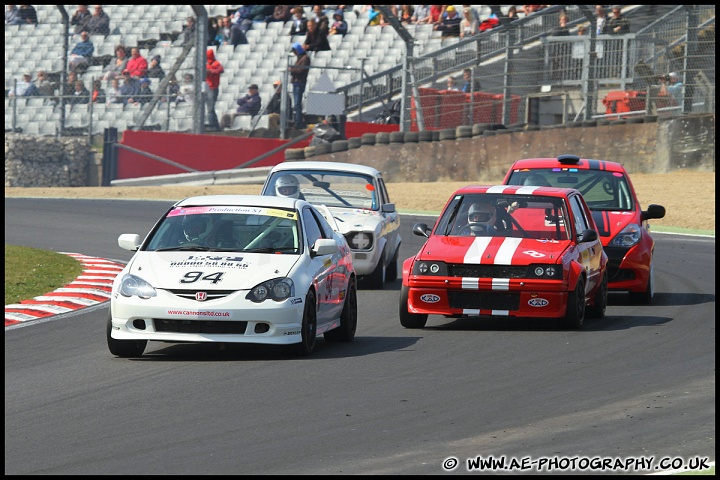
413,223 -> 431,238
381,203 -> 396,213
578,229 -> 598,243
118,233 -> 141,251
641,204 -> 666,221
312,238 -> 337,257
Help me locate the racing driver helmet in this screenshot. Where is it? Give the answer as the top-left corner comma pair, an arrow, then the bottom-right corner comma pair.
467,202 -> 496,234
182,214 -> 212,243
275,174 -> 300,198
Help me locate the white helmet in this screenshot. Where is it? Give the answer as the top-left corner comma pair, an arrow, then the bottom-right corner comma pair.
275,174 -> 300,198
467,202 -> 496,234
182,215 -> 211,243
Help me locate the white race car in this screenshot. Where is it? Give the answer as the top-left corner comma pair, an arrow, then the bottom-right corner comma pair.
261,161 -> 402,289
107,195 -> 357,358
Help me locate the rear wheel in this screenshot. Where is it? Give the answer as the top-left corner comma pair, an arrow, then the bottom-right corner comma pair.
587,272 -> 608,319
399,285 -> 428,329
325,276 -> 357,342
562,278 -> 586,329
106,312 -> 147,358
292,290 -> 317,356
629,262 -> 653,304
385,246 -> 399,282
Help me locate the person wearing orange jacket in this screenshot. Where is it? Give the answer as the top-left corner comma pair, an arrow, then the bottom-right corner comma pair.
205,48 -> 224,130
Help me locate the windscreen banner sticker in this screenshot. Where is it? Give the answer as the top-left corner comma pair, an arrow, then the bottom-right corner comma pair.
167,206 -> 297,220
169,255 -> 249,269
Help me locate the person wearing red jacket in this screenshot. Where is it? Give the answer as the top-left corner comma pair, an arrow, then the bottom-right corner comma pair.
125,47 -> 148,78
205,48 -> 224,130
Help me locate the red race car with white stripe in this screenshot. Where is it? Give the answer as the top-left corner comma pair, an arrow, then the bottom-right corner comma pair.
400,185 -> 608,329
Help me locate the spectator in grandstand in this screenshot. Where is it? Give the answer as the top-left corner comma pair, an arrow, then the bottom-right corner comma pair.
70,5 -> 92,36
146,55 -> 165,81
607,6 -> 629,34
69,79 -> 90,105
445,76 -> 460,91
179,16 -> 195,45
230,19 -> 249,48
176,73 -> 194,105
159,74 -> 179,103
105,77 -> 121,104
5,5 -> 21,25
434,5 -> 461,40
412,5 -> 431,24
249,5 -> 274,23
128,77 -> 153,106
206,16 -> 219,47
459,6 -> 478,38
85,5 -> 110,36
205,48 -> 224,131
18,5 -> 37,25
428,5 -> 443,25
461,68 -> 481,93
91,79 -> 105,103
267,79 -> 292,118
8,72 -> 39,97
35,70 -> 56,97
398,5 -> 414,24
479,13 -> 500,32
218,15 -> 232,44
289,6 -> 308,36
58,71 -> 79,104
660,72 -> 683,106
595,5 -> 609,35
232,5 -> 254,34
68,31 -> 94,72
221,83 -> 262,129
118,71 -> 139,105
571,25 -> 586,80
125,47 -> 148,78
303,18 -> 331,53
522,5 -> 547,17
290,42 -> 310,129
552,14 -> 570,37
505,5 -> 519,22
102,44 -> 128,82
328,9 -> 348,36
266,5 -> 292,24
366,6 -> 382,27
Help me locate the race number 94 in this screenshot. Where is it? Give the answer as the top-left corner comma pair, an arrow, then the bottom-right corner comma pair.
180,271 -> 225,284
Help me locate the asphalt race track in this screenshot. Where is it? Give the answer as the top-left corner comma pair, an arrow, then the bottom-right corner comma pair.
4,198 -> 715,475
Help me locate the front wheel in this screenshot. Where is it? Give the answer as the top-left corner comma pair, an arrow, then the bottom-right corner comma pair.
106,312 -> 147,358
399,286 -> 428,329
325,276 -> 357,342
292,290 -> 317,356
629,262 -> 654,304
561,278 -> 586,329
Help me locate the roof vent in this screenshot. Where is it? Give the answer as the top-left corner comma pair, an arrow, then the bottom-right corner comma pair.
557,154 -> 581,165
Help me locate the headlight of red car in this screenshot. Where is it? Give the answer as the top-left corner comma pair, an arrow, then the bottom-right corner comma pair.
412,261 -> 448,276
608,223 -> 642,248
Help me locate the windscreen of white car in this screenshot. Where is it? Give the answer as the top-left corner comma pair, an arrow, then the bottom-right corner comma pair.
270,171 -> 377,210
144,206 -> 301,253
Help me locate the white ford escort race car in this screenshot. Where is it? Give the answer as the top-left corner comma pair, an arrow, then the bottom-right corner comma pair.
107,195 -> 357,358
261,161 -> 401,289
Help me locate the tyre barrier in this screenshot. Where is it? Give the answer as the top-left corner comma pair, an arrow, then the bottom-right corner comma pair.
418,130 -> 434,142
431,130 -> 441,141
331,139 -> 349,152
456,125 -> 473,138
314,143 -> 333,155
361,133 -> 376,145
403,131 -> 419,143
285,148 -> 305,160
375,132 -> 390,144
439,128 -> 456,141
389,131 -> 405,143
303,145 -> 316,158
348,136 -> 362,149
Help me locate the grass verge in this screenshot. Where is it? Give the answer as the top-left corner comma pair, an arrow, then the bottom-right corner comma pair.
4,245 -> 84,305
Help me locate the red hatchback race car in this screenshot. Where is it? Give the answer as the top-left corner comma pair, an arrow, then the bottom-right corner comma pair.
400,185 -> 608,329
503,154 -> 666,304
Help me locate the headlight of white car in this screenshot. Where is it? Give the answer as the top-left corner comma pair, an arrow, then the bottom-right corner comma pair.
345,232 -> 373,250
118,274 -> 157,299
608,223 -> 642,248
246,277 -> 295,303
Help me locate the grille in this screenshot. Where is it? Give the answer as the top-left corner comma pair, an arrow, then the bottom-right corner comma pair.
165,289 -> 237,301
448,291 -> 520,310
153,319 -> 248,334
449,264 -> 528,279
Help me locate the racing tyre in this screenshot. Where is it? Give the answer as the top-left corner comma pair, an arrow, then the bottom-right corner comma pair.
629,262 -> 653,305
325,276 -> 357,342
399,286 -> 428,328
364,250 -> 385,289
293,290 -> 317,356
587,272 -> 608,319
106,313 -> 147,358
385,246 -> 399,282
562,278 -> 586,329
